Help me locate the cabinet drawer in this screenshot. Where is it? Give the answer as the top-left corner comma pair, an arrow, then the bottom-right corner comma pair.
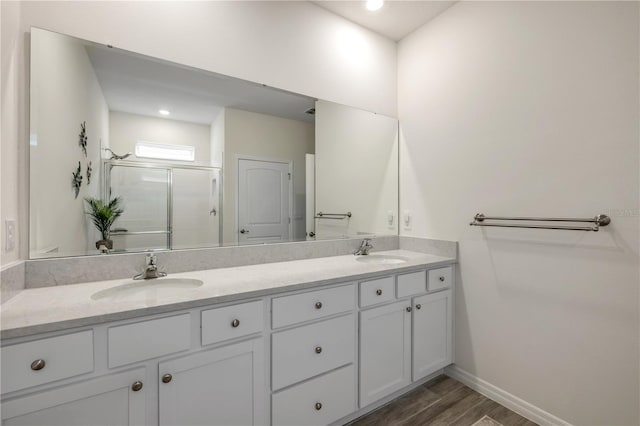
428,266 -> 453,291
272,364 -> 355,426
272,314 -> 355,390
108,314 -> 190,368
396,270 -> 426,298
359,276 -> 395,307
202,300 -> 264,346
272,284 -> 355,329
1,330 -> 94,394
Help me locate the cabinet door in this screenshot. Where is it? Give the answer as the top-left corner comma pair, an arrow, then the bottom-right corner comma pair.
159,338 -> 265,426
413,289 -> 453,381
1,368 -> 146,426
359,300 -> 411,407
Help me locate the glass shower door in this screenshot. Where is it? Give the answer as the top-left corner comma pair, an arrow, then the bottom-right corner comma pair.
107,164 -> 170,252
172,167 -> 221,249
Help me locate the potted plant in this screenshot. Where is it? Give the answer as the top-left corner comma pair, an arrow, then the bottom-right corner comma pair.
84,196 -> 124,251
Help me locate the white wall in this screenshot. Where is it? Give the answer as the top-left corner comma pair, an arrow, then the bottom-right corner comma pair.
1,1 -> 24,265
1,0 -> 397,265
222,108 -> 314,245
398,2 -> 639,425
109,111 -> 211,165
315,100 -> 398,239
29,28 -> 109,257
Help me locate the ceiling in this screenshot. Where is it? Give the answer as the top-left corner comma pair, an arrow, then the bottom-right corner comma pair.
86,44 -> 316,126
311,1 -> 456,41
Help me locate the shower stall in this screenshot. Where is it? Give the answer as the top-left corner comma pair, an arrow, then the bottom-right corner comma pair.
104,161 -> 222,252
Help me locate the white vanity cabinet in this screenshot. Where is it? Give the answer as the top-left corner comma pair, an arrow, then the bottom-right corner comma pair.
1,300 -> 268,426
359,300 -> 412,407
0,261 -> 455,426
158,338 -> 265,426
1,368 -> 147,426
359,266 -> 454,409
270,283 -> 357,426
412,289 -> 453,381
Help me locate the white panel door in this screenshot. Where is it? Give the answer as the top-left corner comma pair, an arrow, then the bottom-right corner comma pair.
359,300 -> 412,407
238,159 -> 290,244
412,290 -> 453,381
1,368 -> 146,426
159,338 -> 266,426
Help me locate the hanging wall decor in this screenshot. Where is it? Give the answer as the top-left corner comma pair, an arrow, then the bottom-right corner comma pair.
79,121 -> 87,156
86,161 -> 93,185
72,161 -> 83,198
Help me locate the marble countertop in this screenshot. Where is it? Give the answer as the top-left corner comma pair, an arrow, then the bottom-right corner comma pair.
1,250 -> 455,340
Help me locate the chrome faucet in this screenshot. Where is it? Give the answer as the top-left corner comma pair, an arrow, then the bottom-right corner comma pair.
354,238 -> 373,256
133,254 -> 167,280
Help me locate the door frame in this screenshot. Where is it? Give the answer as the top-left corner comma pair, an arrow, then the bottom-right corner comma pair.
235,155 -> 293,244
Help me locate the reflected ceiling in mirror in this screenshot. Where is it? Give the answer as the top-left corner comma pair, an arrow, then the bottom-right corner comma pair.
29,27 -> 398,259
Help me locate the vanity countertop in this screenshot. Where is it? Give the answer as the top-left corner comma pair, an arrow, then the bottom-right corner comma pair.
1,250 -> 455,340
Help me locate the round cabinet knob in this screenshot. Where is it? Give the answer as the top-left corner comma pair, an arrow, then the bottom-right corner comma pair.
240,228 -> 249,234
439,276 -> 445,282
315,301 -> 323,309
416,304 -> 422,310
231,319 -> 240,328
30,359 -> 46,371
162,374 -> 173,384
315,346 -> 322,354
315,402 -> 323,411
406,306 -> 412,312
376,289 -> 383,296
131,381 -> 143,392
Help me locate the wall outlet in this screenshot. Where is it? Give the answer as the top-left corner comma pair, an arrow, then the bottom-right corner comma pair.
5,219 -> 16,252
403,210 -> 412,230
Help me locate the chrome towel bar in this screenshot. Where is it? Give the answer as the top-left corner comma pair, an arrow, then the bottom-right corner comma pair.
470,213 -> 611,232
315,211 -> 352,220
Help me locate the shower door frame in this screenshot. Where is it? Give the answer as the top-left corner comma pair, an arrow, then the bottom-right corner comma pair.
103,160 -> 223,252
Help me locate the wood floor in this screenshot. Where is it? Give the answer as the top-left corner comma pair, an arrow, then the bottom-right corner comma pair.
347,376 -> 538,426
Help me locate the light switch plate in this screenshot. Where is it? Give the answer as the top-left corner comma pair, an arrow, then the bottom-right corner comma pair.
403,210 -> 412,230
5,219 -> 16,252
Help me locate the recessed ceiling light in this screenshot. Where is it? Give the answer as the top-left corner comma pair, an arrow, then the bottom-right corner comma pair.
366,0 -> 383,11
158,109 -> 170,116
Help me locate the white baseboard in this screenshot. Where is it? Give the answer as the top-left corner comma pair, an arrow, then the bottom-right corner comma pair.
444,365 -> 572,426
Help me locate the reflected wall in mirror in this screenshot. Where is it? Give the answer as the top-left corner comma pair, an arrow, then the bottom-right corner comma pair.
29,27 -> 398,259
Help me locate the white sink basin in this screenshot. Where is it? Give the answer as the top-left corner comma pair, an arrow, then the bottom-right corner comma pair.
91,278 -> 204,301
355,254 -> 409,265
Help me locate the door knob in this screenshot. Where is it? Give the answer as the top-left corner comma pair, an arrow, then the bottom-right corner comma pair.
162,374 -> 173,383
240,228 -> 249,234
131,381 -> 143,392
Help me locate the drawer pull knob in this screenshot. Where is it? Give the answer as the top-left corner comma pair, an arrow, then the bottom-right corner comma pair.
315,346 -> 322,354
376,289 -> 383,296
231,319 -> 240,328
416,304 -> 422,310
439,276 -> 445,282
315,301 -> 323,309
406,306 -> 412,312
30,359 -> 46,371
162,374 -> 173,384
131,381 -> 143,392
315,402 -> 323,410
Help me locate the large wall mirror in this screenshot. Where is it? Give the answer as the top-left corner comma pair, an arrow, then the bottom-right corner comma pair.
29,27 -> 398,259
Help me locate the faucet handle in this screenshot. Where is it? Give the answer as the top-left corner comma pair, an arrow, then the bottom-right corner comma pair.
146,253 -> 156,266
